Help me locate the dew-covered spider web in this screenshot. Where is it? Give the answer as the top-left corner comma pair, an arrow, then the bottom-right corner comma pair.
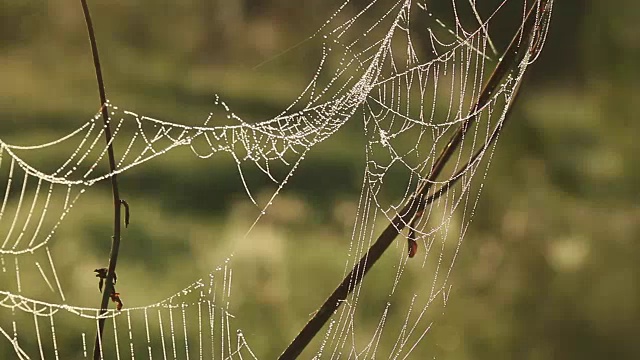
0,0 -> 552,358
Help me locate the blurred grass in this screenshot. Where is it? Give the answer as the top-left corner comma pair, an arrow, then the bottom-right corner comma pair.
1,1 -> 638,359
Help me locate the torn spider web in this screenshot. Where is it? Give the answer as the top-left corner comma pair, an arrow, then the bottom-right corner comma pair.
0,0 -> 552,358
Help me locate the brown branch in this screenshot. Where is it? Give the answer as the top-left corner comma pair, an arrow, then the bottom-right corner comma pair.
425,78 -> 526,206
78,1 -> 124,359
278,2 -> 547,359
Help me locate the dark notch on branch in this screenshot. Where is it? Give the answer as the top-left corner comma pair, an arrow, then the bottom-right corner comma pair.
79,1 -> 126,359
278,1 -> 549,359
121,200 -> 130,228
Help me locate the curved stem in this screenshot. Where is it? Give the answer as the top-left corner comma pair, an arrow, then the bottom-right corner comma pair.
78,1 -> 124,359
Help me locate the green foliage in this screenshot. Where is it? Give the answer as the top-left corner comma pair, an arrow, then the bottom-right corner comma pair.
0,1 -> 637,359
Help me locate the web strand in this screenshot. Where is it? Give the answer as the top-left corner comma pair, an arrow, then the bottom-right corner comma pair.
0,0 -> 553,358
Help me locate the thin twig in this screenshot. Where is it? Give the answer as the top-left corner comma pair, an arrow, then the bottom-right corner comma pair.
278,2 -> 547,358
425,78 -> 526,206
78,1 -> 124,359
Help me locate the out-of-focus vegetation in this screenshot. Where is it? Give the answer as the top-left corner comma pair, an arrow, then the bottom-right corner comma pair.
1,1 -> 638,359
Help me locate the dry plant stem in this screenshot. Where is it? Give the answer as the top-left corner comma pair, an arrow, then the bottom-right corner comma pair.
78,1 -> 123,359
278,2 -> 545,359
426,79 -> 525,206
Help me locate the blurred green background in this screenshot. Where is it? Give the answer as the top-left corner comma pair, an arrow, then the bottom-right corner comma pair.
0,0 -> 638,359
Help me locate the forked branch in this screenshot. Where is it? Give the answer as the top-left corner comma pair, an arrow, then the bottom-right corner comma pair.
78,1 -> 125,359
278,1 -> 549,358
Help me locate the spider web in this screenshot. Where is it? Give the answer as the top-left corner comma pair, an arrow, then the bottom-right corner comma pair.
0,0 -> 553,358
